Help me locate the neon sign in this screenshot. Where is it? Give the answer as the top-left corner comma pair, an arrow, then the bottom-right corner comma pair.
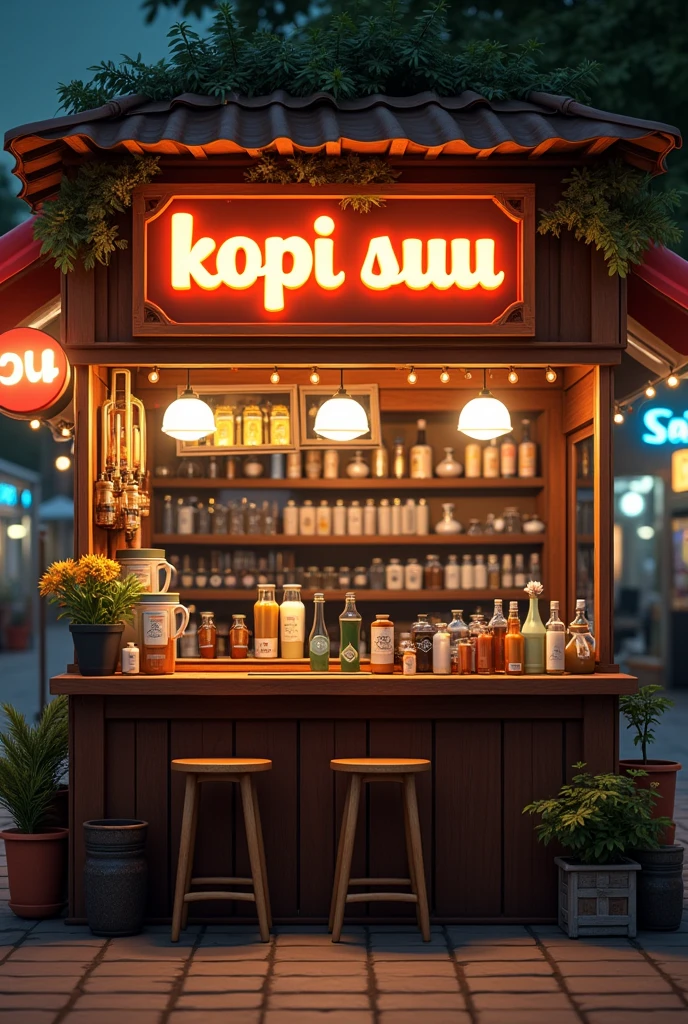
0,329 -> 70,417
642,407 -> 688,445
135,186 -> 534,337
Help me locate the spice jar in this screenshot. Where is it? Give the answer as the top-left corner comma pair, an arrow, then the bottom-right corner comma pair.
230,614 -> 249,658
476,626 -> 494,675
136,593 -> 190,675
199,611 -> 217,659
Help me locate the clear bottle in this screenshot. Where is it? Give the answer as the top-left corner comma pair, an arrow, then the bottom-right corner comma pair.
363,498 -> 377,536
323,450 -> 339,479
347,500 -> 363,535
309,593 -> 330,670
281,584 -> 305,659
229,614 -> 249,658
199,611 -> 217,659
369,558 -> 385,590
393,437 -> 406,479
484,512 -> 496,534
299,499 -> 316,536
501,553 -> 514,588
473,554 -> 487,589
177,498 -> 195,535
465,443 -> 482,478
565,599 -> 595,674
483,438 -> 500,478
195,557 -> 209,588
401,636 -> 417,675
213,502 -> 228,534
385,558 -> 404,590
391,497 -> 402,535
489,599 -> 508,674
468,613 -> 484,672
405,557 -> 423,590
209,557 -> 223,588
338,566 -> 352,590
518,418 -> 537,478
412,613 -> 435,674
460,554 -> 474,590
447,609 -> 469,667
514,553 -> 526,589
503,507 -> 522,534
95,476 -> 116,529
254,584 -> 279,659
505,601 -> 524,675
466,518 -> 482,535
416,498 -> 430,536
433,623 -> 451,675
371,613 -> 395,674
476,623 -> 494,675
372,447 -> 389,479
545,600 -> 566,675
424,554 -> 443,590
487,554 -> 500,589
180,554 -> 194,590
316,499 -> 332,536
283,499 -> 299,536
402,498 -> 417,535
378,498 -> 392,535
444,553 -> 460,589
196,501 -> 211,534
333,499 -> 347,536
162,495 -> 175,534
353,566 -> 368,589
529,552 -> 542,581
339,593 -> 362,672
410,419 -> 433,479
223,556 -> 237,589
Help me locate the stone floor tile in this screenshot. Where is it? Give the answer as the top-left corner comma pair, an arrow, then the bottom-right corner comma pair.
197,932 -> 263,947
73,993 -> 169,1010
273,925 -> 366,936
465,975 -> 560,993
192,946 -> 270,961
476,1012 -> 580,1024
463,961 -> 554,977
169,1013 -> 260,1024
0,975 -> 78,992
275,932 -> 366,947
28,922 -> 91,934
0,962 -> 84,978
369,932 -> 447,947
187,961 -> 270,976
271,975 -> 369,993
267,993 -> 371,1010
7,946 -> 97,962
375,976 -> 460,993
640,947 -> 688,962
103,935 -> 195,959
263,1010 -> 374,1024
84,976 -> 175,993
0,931 -> 30,945
576,994 -> 685,1011
368,925 -> 444,934
371,948 -> 451,961
273,945 -> 366,961
546,946 -> 646,961
565,975 -> 675,994
270,961 -> 366,977
0,1014 -> 57,1024
452,946 -> 546,962
174,993 -> 263,1010
638,933 -> 688,946
21,936 -> 105,948
183,975 -> 265,992
585,1014 -> 688,1024
89,961 -> 183,977
472,992 -> 574,1010
377,993 -> 466,1011
379,1014 -> 471,1024
554,960 -> 660,977
0,993 -> 70,1009
63,1012 -> 164,1024
373,961 -> 457,977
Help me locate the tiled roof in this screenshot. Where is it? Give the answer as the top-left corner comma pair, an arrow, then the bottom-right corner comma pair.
4,89 -> 681,209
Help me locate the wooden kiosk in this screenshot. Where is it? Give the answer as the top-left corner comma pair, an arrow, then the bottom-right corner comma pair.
6,88 -> 680,923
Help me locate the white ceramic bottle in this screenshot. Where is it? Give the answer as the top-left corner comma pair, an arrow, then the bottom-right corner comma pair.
473,554 -> 488,589
323,449 -> 339,479
333,499 -> 347,536
391,498 -> 402,535
378,499 -> 392,535
460,555 -> 474,589
280,584 -> 305,659
299,499 -> 316,536
416,498 -> 430,535
347,500 -> 363,535
283,499 -> 299,536
432,624 -> 451,674
316,499 -> 332,536
402,498 -> 416,535
363,498 -> 377,536
404,558 -> 423,590
444,554 -> 460,589
385,558 -> 404,590
410,419 -> 433,479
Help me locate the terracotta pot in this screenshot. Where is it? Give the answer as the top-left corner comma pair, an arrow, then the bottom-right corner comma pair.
0,827 -> 68,918
70,623 -> 123,676
618,759 -> 682,845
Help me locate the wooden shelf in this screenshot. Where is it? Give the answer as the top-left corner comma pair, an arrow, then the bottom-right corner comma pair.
154,533 -> 545,547
152,477 -> 545,491
178,589 -> 532,603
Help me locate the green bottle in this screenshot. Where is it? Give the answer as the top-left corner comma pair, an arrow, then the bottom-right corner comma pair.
309,593 -> 330,671
339,592 -> 361,672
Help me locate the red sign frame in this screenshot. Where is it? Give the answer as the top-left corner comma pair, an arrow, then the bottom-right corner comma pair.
0,328 -> 71,418
133,184 -> 534,337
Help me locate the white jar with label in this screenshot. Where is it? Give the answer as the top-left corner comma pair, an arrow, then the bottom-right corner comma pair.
460,555 -> 475,590
385,558 -> 404,590
333,499 -> 347,536
473,554 -> 488,589
402,498 -> 416,535
432,625 -> 451,674
177,500 -> 195,534
378,499 -> 392,536
363,498 -> 377,535
299,500 -> 316,535
370,614 -> 396,672
323,449 -> 339,479
391,498 -> 402,535
416,498 -> 430,535
464,443 -> 482,478
316,499 -> 332,536
121,642 -> 140,675
444,554 -> 460,589
347,500 -> 363,535
483,439 -> 500,478
280,584 -> 305,659
283,499 -> 299,535
286,452 -> 302,479
404,558 -> 423,590
305,450 -> 322,480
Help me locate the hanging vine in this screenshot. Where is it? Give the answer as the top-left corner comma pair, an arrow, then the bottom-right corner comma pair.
244,154 -> 400,212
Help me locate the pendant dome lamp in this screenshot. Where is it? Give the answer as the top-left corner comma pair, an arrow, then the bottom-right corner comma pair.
313,369 -> 369,442
162,370 -> 216,442
457,369 -> 512,440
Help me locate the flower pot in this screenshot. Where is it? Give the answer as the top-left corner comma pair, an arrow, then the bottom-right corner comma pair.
618,759 -> 681,845
70,623 -> 124,676
555,856 -> 640,938
632,845 -> 684,931
83,819 -> 148,936
0,827 -> 68,918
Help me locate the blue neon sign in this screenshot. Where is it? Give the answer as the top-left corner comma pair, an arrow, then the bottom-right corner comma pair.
0,483 -> 18,507
642,407 -> 688,445
20,489 -> 32,509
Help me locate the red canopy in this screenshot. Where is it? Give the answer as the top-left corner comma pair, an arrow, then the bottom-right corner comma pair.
0,218 -> 59,333
629,246 -> 688,358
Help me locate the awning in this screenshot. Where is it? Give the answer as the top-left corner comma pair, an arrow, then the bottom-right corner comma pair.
628,247 -> 688,362
0,218 -> 60,334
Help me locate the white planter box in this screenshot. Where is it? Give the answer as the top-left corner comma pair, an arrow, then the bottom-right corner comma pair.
555,856 -> 641,938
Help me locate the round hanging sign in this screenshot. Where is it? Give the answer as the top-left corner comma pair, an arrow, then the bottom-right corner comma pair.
0,328 -> 70,417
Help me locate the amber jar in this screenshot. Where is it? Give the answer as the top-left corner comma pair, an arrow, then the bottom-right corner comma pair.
458,638 -> 473,674
370,613 -> 395,674
198,611 -> 217,659
565,625 -> 595,674
424,554 -> 443,590
230,614 -> 249,659
476,629 -> 494,675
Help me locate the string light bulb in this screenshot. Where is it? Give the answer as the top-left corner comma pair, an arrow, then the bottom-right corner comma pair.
463,370 -> 473,380
545,366 -> 558,383
309,367 -> 320,385
60,426 -> 72,438
29,419 -> 40,430
55,455 -> 71,472
645,384 -> 656,399
613,408 -> 625,425
667,373 -> 680,388
507,367 -> 519,384
148,367 -> 160,384
440,367 -> 451,384
406,367 -> 418,384
270,366 -> 281,384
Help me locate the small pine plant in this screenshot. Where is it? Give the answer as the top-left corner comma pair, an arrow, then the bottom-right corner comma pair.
0,697 -> 69,835
619,684 -> 674,764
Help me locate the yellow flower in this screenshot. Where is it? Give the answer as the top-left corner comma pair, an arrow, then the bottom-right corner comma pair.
38,559 -> 77,596
74,555 -> 121,585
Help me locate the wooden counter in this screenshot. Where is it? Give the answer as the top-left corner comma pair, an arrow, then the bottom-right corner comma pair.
54,669 -> 636,925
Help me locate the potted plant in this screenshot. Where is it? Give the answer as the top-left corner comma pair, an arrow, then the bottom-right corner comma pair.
619,684 -> 680,843
524,763 -> 670,938
39,555 -> 144,675
0,697 -> 69,918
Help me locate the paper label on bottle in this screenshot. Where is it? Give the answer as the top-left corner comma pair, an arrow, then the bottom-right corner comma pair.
371,625 -> 395,664
546,635 -> 565,669
402,652 -> 417,674
310,636 -> 329,656
341,643 -> 358,664
508,662 -> 522,672
281,613 -> 304,641
416,636 -> 433,654
142,611 -> 168,646
255,637 -> 278,658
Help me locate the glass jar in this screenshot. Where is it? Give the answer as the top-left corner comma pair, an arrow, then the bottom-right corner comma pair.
353,566 -> 368,588
212,502 -> 228,534
198,611 -> 217,659
404,558 -> 423,590
369,558 -> 385,590
338,566 -> 352,590
385,558 -> 404,590
457,637 -> 473,674
424,554 -> 443,590
246,502 -> 262,534
229,614 -> 249,658
399,635 -> 417,675
473,554 -> 487,589
322,566 -> 337,590
308,566 -> 323,591
346,451 -> 370,478
466,518 -> 482,536
487,554 -> 500,589
269,404 -> 290,445
483,512 -> 496,534
323,449 -> 339,479
411,613 -> 435,673
503,507 -> 522,534
460,555 -> 474,590
243,454 -> 264,478
435,502 -> 462,534
435,447 -> 463,478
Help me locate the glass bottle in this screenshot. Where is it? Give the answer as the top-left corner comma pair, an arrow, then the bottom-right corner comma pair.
180,555 -> 194,590
401,636 -> 417,675
435,447 -> 463,478
209,556 -> 223,588
522,590 -> 546,674
177,497 -> 195,535
410,418 -> 433,479
198,611 -> 217,659
309,593 -> 330,671
280,584 -> 305,659
369,557 -> 385,590
444,553 -> 460,589
458,637 -> 473,675
229,614 -> 249,658
411,613 -> 435,674
504,601 -> 524,675
416,498 -> 429,535
484,512 -> 496,534
503,507 -> 522,534
339,593 -> 362,672
529,552 -> 542,581
447,609 -> 469,666
254,584 -> 279,659
364,498 -> 377,536
378,499 -> 392,535
393,437 -> 406,479
196,501 -> 210,534
212,502 -> 228,534
465,442 -> 482,478
224,556 -> 237,589
435,502 -> 462,534
391,498 -> 402,535
338,566 -> 352,590
333,499 -> 347,536
487,554 -> 500,589
402,498 -> 417,535
386,558 -> 404,590
545,600 -> 566,675
371,613 -> 395,674
95,476 -> 116,529
346,451 -> 370,479
208,455 -> 219,479
501,553 -> 514,588
489,599 -> 508,674
474,554 -> 487,589
476,624 -> 494,675
322,566 -> 337,591
323,450 -> 339,479
433,623 -> 451,675
518,418 -> 537,478
468,613 -> 484,672
466,518 -> 482,535
161,494 -> 174,534
372,447 -> 388,478
347,500 -> 363,535
353,566 -> 368,589
299,499 -> 316,536
500,434 -> 517,477
565,599 -> 595,674
460,555 -> 474,590
404,557 -> 423,590
483,438 -> 500,478
195,557 -> 209,588
316,499 -> 332,536
246,502 -> 262,535
424,554 -> 443,590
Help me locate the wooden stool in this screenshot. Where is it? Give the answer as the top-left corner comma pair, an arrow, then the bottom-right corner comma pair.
170,757 -> 272,943
329,757 -> 431,942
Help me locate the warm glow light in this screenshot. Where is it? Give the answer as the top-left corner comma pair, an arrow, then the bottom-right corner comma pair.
668,374 -> 680,388
637,525 -> 655,540
457,373 -> 512,440
360,236 -> 504,291
614,410 -> 625,425
55,455 -> 71,471
464,370 -> 473,380
7,524 -> 27,540
162,388 -> 216,442
645,384 -> 656,399
309,366 -> 320,385
545,366 -> 557,383
507,367 -> 519,384
440,367 -> 451,383
60,426 -> 72,438
314,377 -> 369,442
270,367 -> 281,384
148,367 -> 160,383
619,491 -> 644,517
29,419 -> 40,430
407,367 -> 418,384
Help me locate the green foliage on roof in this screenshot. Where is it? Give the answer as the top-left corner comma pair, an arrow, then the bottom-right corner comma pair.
56,0 -> 600,113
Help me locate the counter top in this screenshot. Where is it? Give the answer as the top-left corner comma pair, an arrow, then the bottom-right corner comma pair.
51,671 -> 637,697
